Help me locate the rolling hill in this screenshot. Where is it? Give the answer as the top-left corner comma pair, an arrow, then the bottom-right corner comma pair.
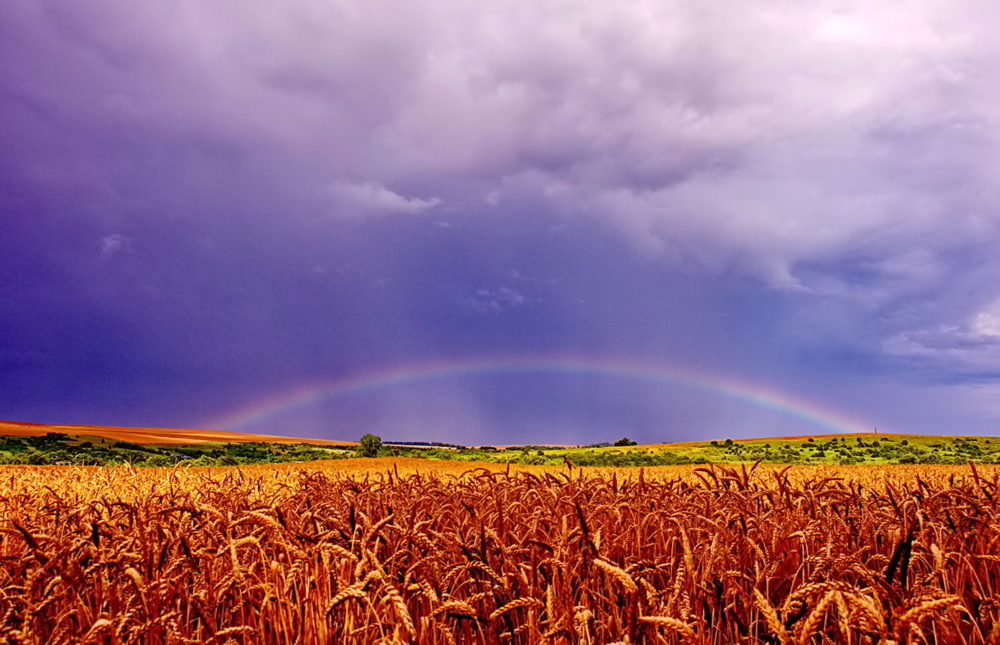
0,419 -> 995,467
0,419 -> 353,446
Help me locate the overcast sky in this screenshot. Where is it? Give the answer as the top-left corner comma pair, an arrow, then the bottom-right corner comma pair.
4,0 -> 1000,444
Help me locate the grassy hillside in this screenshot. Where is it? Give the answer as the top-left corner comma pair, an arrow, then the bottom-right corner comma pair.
387,433 -> 1000,467
0,419 -> 996,467
0,419 -> 356,466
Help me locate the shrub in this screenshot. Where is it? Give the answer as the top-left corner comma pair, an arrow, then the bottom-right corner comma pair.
143,454 -> 175,468
360,433 -> 382,458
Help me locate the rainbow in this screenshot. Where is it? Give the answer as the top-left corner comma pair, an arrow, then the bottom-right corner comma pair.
207,356 -> 878,439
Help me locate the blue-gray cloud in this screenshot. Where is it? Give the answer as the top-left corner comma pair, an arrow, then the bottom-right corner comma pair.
3,0 -> 1000,440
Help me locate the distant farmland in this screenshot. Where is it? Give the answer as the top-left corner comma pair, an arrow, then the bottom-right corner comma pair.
0,418 -> 996,467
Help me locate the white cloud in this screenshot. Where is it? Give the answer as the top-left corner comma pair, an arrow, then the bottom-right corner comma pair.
464,287 -> 527,313
883,298 -> 1000,370
972,307 -> 1000,337
100,234 -> 130,258
330,181 -> 441,216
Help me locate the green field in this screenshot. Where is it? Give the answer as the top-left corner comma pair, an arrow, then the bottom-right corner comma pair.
403,433 -> 999,467
1,430 -> 996,467
0,432 -> 355,467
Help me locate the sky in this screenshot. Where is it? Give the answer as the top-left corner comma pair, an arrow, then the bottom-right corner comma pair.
4,0 -> 1000,445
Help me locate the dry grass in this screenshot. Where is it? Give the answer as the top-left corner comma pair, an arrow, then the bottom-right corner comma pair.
0,461 -> 997,643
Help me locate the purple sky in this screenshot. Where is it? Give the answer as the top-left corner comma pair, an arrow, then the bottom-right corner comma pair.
4,0 -> 1000,444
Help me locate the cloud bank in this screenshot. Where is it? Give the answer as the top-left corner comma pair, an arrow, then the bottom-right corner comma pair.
4,0 -> 1000,438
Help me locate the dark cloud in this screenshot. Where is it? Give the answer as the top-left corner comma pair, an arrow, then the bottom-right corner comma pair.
3,0 -> 1000,440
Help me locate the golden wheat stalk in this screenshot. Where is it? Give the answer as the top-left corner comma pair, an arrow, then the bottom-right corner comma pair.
490,597 -> 546,620
894,595 -> 965,639
753,588 -> 790,645
593,558 -> 639,594
432,600 -> 478,618
638,616 -> 698,643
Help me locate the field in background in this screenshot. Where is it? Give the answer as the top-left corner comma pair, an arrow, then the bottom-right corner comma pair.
439,432 -> 1000,467
0,420 -> 357,467
0,460 -> 997,643
2,418 -> 997,468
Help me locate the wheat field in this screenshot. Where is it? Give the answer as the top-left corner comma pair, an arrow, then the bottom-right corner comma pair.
0,459 -> 997,644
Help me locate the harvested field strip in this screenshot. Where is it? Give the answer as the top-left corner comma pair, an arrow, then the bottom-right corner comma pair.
0,462 -> 996,643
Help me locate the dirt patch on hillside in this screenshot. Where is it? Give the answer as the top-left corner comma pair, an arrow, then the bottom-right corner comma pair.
0,420 -> 355,446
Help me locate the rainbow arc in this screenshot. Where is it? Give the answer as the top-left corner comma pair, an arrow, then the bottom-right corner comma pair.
209,356 -> 877,438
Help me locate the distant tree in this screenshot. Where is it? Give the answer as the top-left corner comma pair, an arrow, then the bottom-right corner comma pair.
144,454 -> 174,468
614,437 -> 638,447
0,438 -> 26,453
360,433 -> 382,458
46,450 -> 72,464
185,455 -> 218,467
73,453 -> 104,466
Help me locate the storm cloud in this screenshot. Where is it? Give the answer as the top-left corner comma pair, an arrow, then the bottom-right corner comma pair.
3,0 -> 1000,441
